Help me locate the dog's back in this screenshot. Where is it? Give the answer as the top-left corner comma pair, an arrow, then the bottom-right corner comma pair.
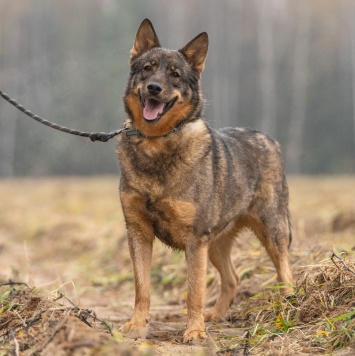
191,126 -> 290,242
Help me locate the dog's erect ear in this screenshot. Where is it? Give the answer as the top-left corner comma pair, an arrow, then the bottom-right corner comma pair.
130,19 -> 160,61
179,32 -> 208,73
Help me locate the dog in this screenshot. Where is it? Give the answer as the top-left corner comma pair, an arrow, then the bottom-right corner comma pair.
117,19 -> 293,343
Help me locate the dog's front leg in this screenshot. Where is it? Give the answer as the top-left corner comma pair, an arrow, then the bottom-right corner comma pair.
120,225 -> 154,339
119,192 -> 155,338
183,239 -> 208,343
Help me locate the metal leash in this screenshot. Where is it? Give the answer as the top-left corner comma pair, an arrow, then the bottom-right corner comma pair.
0,89 -> 125,142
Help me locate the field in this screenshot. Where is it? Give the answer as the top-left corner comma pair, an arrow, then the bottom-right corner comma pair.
0,176 -> 354,355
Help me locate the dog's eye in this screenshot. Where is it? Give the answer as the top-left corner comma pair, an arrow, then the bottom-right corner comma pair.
143,65 -> 152,72
172,71 -> 180,78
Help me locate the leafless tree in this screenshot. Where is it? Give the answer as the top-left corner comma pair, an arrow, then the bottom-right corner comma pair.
257,0 -> 277,137
349,1 -> 355,148
286,1 -> 311,174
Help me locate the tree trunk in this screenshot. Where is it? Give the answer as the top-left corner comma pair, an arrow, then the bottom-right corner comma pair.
0,5 -> 20,177
0,103 -> 18,177
226,0 -> 242,126
286,1 -> 311,174
349,0 -> 355,150
258,0 -> 277,137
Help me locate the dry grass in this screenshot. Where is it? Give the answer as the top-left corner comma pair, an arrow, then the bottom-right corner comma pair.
0,175 -> 354,355
215,256 -> 355,355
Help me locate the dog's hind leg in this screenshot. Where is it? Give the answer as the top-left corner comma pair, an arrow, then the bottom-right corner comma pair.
205,234 -> 238,321
246,213 -> 293,295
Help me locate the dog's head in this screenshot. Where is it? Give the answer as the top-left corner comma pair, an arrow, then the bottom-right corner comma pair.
124,19 -> 208,137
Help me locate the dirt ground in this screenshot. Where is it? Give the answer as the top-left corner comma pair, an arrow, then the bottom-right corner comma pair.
0,176 -> 354,355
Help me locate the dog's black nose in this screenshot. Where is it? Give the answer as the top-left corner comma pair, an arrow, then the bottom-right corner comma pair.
147,82 -> 162,96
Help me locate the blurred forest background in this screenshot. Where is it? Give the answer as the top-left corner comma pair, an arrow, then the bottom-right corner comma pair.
0,0 -> 354,176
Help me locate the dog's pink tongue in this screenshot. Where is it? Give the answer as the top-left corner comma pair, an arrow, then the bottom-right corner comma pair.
143,99 -> 164,121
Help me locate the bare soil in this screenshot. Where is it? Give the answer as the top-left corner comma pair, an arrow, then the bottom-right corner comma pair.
0,176 -> 354,355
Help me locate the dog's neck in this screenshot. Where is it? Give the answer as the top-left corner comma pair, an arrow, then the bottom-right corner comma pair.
123,120 -> 187,138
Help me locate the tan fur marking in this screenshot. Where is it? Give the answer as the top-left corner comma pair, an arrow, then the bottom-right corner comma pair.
151,199 -> 196,250
139,138 -> 169,157
125,92 -> 143,125
126,92 -> 193,137
160,199 -> 196,226
120,191 -> 154,239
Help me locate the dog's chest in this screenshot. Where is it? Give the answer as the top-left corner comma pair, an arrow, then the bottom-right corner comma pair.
145,198 -> 196,250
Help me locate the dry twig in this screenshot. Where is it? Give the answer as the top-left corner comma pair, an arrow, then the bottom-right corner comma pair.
330,253 -> 355,276
10,330 -> 20,356
0,280 -> 30,289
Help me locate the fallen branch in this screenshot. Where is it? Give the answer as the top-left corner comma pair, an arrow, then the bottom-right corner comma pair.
51,292 -> 113,335
0,280 -> 30,289
330,253 -> 355,276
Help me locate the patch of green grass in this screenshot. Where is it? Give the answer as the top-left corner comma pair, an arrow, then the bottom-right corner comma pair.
0,289 -> 16,315
318,310 -> 355,350
91,272 -> 133,287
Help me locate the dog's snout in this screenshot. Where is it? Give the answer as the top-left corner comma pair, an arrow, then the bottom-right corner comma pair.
147,82 -> 162,96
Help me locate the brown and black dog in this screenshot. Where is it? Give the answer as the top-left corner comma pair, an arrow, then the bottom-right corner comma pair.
117,19 -> 293,343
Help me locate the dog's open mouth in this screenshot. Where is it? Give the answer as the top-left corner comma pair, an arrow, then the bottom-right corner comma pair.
140,96 -> 177,122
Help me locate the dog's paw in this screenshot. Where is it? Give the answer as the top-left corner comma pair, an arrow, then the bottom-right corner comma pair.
182,327 -> 206,343
280,286 -> 294,297
119,321 -> 147,339
204,310 -> 225,322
